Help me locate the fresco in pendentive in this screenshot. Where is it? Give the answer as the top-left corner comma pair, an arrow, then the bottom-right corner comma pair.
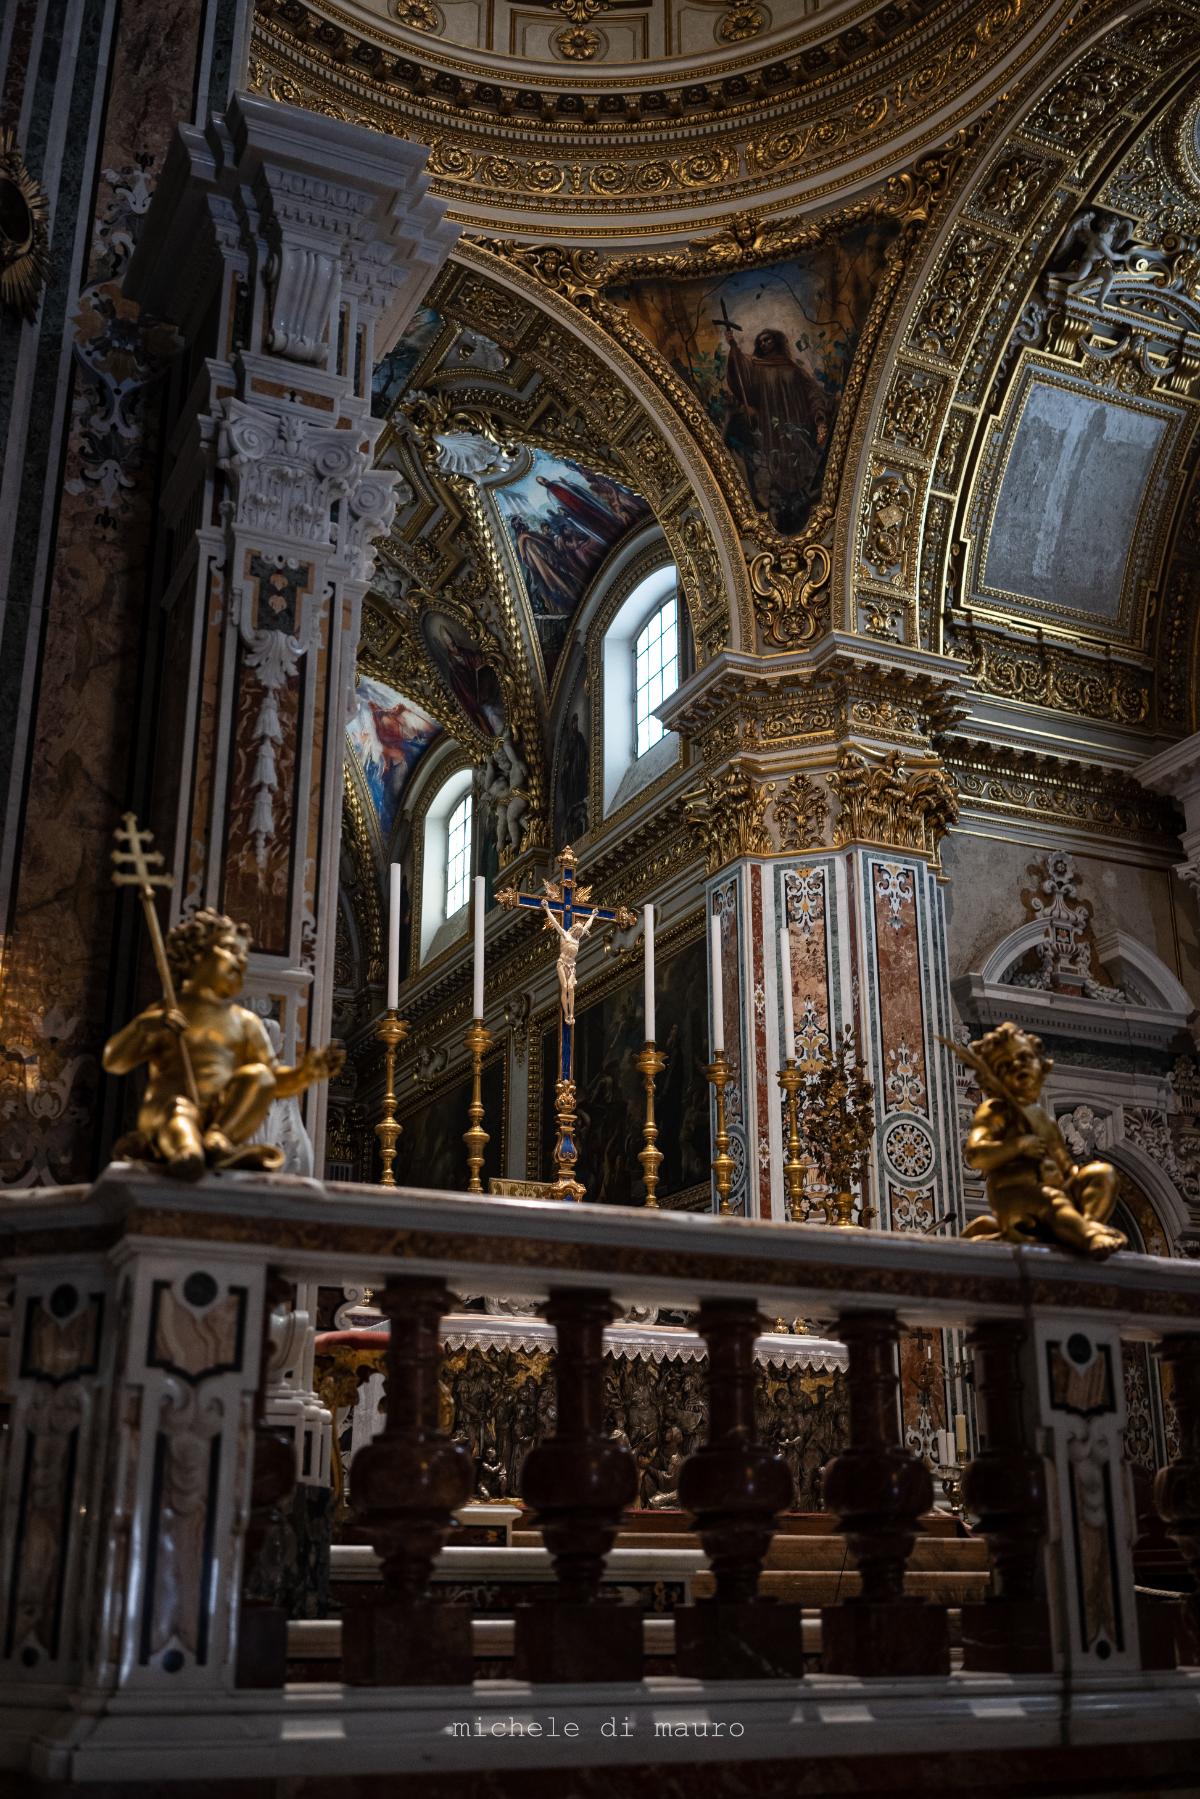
346,676 -> 442,846
371,305 -> 443,417
611,221 -> 898,536
421,609 -> 507,738
491,450 -> 650,683
538,933 -> 710,1206
554,673 -> 590,850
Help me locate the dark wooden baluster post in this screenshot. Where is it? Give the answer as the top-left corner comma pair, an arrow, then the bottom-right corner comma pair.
1155,1332 -> 1200,1666
344,1276 -> 474,1684
515,1288 -> 642,1681
959,1321 -> 1052,1671
237,1272 -> 298,1688
676,1297 -> 803,1678
821,1309 -> 949,1676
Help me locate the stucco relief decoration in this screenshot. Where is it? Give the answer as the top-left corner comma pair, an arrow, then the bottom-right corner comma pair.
1003,849 -> 1127,1000
774,772 -> 828,849
861,472 -> 914,585
217,399 -> 405,581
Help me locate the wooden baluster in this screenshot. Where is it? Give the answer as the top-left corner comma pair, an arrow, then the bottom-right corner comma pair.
821,1310 -> 949,1676
959,1321 -> 1052,1672
1155,1332 -> 1200,1666
344,1277 -> 474,1684
236,1274 -> 299,1688
514,1289 -> 642,1681
676,1298 -> 803,1678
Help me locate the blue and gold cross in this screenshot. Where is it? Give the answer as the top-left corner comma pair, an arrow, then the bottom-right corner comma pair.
497,845 -> 635,1201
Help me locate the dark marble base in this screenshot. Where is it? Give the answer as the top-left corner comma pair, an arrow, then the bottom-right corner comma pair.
822,1598 -> 950,1677
1136,1594 -> 1180,1671
513,1600 -> 643,1683
676,1599 -> 807,1680
961,1599 -> 1053,1674
235,1603 -> 288,1688
341,1596 -> 473,1686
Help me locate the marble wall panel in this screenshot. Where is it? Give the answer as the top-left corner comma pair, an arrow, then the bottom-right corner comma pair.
0,0 -> 238,1183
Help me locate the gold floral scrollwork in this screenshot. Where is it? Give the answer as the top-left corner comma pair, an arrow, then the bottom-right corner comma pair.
829,748 -> 958,863
0,129 -> 50,322
881,373 -> 939,451
684,763 -> 775,873
774,773 -> 828,851
750,542 -> 830,647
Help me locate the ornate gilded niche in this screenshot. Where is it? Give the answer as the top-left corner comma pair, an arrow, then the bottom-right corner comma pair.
835,1 -> 1200,727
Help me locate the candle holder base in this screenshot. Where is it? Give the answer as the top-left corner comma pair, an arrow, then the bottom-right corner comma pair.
463,1019 -> 493,1195
634,1041 -> 667,1209
704,1051 -> 736,1216
374,1010 -> 409,1188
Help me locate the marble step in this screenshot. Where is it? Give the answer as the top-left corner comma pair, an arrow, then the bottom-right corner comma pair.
514,1526 -> 988,1572
287,1612 -> 826,1670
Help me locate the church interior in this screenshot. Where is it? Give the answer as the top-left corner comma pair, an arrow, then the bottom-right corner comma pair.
3,0 -> 1200,1790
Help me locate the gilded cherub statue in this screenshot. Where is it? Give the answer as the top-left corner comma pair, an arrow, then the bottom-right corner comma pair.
104,815 -> 343,1180
949,1022 -> 1125,1259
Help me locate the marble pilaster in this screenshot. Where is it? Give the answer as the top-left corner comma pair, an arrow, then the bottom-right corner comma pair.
122,92 -> 458,1162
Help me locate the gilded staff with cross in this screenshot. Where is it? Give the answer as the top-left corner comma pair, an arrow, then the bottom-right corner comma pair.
497,845 -> 635,1201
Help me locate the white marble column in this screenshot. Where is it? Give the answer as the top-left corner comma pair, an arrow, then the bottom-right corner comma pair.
122,93 -> 458,1165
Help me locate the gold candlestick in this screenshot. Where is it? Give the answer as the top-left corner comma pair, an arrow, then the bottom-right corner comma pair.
463,1018 -> 493,1194
704,1049 -> 736,1216
374,1010 -> 409,1187
633,1041 -> 667,1209
777,1058 -> 806,1223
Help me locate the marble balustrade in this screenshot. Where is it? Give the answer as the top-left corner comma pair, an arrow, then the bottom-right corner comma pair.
1,1161 -> 1199,1785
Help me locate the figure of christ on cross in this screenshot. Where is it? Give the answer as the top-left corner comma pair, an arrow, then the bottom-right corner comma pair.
496,845 -> 635,1199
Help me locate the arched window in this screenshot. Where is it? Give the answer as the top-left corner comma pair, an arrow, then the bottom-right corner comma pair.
445,791 -> 472,917
420,765 -> 475,962
599,563 -> 683,817
634,593 -> 678,757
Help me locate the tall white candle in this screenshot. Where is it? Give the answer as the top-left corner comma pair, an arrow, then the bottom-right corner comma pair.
779,923 -> 795,1062
387,863 -> 402,1011
709,911 -> 724,1055
643,903 -> 656,1042
473,875 -> 486,1020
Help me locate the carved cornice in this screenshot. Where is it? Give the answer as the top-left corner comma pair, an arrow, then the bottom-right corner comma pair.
941,733 -> 1184,848
661,642 -> 970,765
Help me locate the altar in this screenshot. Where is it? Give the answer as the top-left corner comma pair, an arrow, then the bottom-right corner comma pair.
315,1309 -> 850,1510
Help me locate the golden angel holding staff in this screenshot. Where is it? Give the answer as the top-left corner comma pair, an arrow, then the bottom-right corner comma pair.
104,815 -> 343,1180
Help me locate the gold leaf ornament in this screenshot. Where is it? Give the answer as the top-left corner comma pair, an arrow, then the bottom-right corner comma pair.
0,130 -> 49,323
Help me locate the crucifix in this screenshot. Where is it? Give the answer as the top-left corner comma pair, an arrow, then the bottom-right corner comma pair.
497,845 -> 635,1201
712,297 -> 742,336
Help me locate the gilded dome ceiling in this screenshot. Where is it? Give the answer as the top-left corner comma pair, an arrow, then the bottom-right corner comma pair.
270,0 -> 887,71
251,0 -> 1079,237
